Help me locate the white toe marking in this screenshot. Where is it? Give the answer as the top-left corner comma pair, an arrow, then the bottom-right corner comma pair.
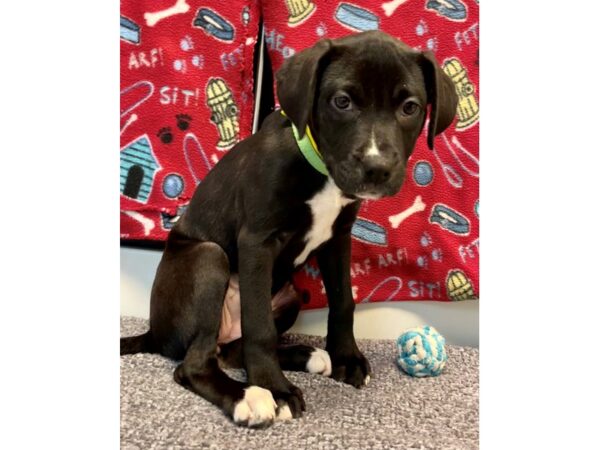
233,399 -> 251,423
233,386 -> 277,426
307,348 -> 332,377
364,374 -> 371,386
276,404 -> 293,421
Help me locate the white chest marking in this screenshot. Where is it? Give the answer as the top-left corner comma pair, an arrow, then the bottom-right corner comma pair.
294,178 -> 355,266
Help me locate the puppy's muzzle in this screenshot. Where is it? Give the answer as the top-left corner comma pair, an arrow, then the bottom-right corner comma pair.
362,155 -> 394,185
332,142 -> 406,199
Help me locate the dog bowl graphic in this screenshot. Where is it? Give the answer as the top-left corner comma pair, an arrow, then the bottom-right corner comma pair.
351,218 -> 388,246
425,0 -> 467,22
446,269 -> 476,301
193,8 -> 235,42
335,3 -> 380,32
120,16 -> 140,44
285,0 -> 316,27
430,204 -> 470,235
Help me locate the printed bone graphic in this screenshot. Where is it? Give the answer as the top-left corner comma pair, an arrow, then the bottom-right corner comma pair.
145,0 -> 190,27
124,211 -> 155,236
381,0 -> 409,17
120,114 -> 138,136
389,195 -> 426,229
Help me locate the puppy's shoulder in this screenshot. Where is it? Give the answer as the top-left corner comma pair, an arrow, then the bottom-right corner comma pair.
253,110 -> 297,158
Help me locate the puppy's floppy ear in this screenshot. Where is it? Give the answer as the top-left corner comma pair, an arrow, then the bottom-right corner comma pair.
276,39 -> 332,138
420,51 -> 458,149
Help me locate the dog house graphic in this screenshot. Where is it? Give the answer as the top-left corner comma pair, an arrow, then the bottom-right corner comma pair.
120,135 -> 160,203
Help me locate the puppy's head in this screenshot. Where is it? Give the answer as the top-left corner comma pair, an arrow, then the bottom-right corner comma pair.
276,31 -> 458,199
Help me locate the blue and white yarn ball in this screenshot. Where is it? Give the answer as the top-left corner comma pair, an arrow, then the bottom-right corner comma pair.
396,326 -> 447,377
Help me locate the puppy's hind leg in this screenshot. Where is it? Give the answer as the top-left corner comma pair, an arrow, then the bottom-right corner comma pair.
219,292 -> 330,378
272,290 -> 332,377
219,339 -> 332,379
277,345 -> 332,377
168,242 -> 279,428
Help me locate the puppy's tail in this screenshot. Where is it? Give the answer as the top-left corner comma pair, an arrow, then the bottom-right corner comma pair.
120,331 -> 156,355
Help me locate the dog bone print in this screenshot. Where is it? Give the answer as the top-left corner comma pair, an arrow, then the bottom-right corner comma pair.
145,0 -> 190,27
381,0 -> 410,17
388,195 -> 426,229
120,113 -> 138,136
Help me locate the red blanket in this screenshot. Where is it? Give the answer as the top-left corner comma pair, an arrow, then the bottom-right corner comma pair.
120,0 -> 479,307
120,0 -> 259,238
263,0 -> 479,307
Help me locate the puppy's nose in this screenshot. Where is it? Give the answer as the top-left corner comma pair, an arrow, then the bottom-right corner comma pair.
363,157 -> 392,185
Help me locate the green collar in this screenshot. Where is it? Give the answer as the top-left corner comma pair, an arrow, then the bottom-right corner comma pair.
281,110 -> 328,176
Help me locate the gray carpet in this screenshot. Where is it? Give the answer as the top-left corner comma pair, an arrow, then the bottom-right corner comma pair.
121,316 -> 478,450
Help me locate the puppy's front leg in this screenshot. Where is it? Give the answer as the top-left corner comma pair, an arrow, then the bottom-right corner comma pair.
317,232 -> 372,388
237,229 -> 305,418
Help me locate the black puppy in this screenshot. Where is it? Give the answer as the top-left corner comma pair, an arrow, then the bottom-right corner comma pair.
121,30 -> 457,428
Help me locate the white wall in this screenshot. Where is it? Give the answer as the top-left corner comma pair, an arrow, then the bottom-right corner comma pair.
121,246 -> 479,347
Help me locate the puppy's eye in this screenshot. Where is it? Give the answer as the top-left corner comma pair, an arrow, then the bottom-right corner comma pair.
401,100 -> 419,116
332,94 -> 352,111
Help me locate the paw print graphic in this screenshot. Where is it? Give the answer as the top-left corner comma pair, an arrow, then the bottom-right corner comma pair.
157,127 -> 173,144
316,22 -> 327,37
180,35 -> 194,51
426,37 -> 438,51
156,115 -> 194,146
176,114 -> 192,131
420,232 -> 433,248
415,19 -> 438,52
177,35 -> 204,72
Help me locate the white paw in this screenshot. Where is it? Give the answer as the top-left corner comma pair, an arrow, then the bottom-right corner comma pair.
364,374 -> 371,386
276,404 -> 293,421
306,348 -> 332,377
233,386 -> 277,427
